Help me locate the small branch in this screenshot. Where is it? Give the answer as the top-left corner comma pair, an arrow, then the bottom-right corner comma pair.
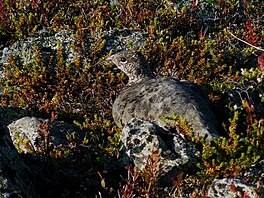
228,31 -> 264,52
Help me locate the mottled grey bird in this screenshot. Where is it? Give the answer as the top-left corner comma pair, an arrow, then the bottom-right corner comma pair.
107,50 -> 220,141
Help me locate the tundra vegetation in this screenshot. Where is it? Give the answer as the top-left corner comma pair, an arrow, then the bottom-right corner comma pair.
0,0 -> 263,197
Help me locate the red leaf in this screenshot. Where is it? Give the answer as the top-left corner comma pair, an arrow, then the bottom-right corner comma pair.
243,191 -> 250,198
242,0 -> 247,6
243,177 -> 250,182
229,184 -> 237,192
246,20 -> 253,31
101,6 -> 108,13
258,53 -> 264,72
191,0 -> 199,11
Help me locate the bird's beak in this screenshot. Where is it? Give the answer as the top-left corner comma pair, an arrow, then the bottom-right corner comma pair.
105,54 -> 118,70
106,54 -> 115,62
106,56 -> 112,61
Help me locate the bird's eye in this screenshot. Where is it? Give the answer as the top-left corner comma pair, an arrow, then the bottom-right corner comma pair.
120,57 -> 127,63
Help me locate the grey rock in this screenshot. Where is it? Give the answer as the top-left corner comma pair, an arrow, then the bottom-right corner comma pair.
208,178 -> 264,198
8,116 -> 84,153
121,118 -> 200,169
0,29 -> 148,67
108,50 -> 220,142
121,118 -> 200,185
100,28 -> 149,54
0,30 -> 79,67
8,116 -> 43,153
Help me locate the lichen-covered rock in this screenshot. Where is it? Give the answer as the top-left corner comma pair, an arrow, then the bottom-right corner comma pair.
99,28 -> 149,54
8,116 -> 84,153
121,118 -> 200,185
0,30 -> 80,67
0,28 -> 148,68
208,178 -> 264,198
108,50 -> 220,142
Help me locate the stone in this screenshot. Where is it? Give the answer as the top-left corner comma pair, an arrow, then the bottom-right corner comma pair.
0,28 -> 149,70
0,30 -> 79,67
121,118 -> 200,185
108,50 -> 220,142
208,178 -> 264,198
8,116 -> 85,153
98,28 -> 149,55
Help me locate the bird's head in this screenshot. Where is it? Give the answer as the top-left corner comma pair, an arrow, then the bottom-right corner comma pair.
106,50 -> 154,84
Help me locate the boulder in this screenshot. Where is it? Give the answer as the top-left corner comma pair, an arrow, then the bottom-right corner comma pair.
208,178 -> 264,198
121,118 -> 200,186
8,116 -> 84,153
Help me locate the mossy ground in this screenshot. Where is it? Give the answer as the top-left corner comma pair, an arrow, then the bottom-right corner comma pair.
0,0 -> 263,197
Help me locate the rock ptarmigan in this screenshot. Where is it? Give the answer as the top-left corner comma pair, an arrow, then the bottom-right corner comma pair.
107,50 -> 220,141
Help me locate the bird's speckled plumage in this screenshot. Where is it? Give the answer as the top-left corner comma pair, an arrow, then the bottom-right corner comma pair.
107,50 -> 220,141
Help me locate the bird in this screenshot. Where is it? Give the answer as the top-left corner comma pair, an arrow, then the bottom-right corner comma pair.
107,50 -> 220,142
